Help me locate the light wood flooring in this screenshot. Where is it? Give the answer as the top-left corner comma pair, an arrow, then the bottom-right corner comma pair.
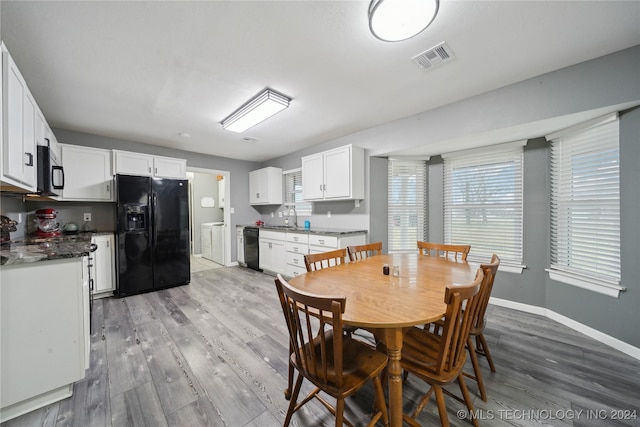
3,265 -> 639,427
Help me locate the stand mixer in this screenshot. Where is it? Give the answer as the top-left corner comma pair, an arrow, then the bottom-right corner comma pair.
33,208 -> 61,238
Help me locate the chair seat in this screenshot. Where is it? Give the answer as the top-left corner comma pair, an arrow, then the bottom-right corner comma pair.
293,330 -> 388,398
401,327 -> 467,386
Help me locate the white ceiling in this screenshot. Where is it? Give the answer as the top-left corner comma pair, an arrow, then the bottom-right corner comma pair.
2,1 -> 639,162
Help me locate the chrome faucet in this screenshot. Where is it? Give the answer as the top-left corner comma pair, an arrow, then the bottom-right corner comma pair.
286,205 -> 298,228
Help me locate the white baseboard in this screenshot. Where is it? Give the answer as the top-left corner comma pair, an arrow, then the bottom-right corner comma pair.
489,297 -> 640,361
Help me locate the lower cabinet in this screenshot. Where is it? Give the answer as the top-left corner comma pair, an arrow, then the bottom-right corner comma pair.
259,230 -> 286,274
91,234 -> 115,297
285,232 -> 309,277
0,259 -> 86,423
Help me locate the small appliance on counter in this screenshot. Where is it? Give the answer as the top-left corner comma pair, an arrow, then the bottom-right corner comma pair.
1,215 -> 18,244
62,222 -> 79,234
33,208 -> 61,238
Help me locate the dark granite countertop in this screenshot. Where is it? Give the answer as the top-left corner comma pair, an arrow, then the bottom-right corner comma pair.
237,224 -> 367,236
0,232 -> 112,266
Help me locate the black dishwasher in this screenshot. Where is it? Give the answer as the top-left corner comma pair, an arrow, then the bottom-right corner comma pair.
243,226 -> 261,271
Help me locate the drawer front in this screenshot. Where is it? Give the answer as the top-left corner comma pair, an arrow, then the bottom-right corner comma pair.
286,264 -> 308,278
260,230 -> 286,241
286,232 -> 309,244
308,234 -> 338,248
286,252 -> 306,269
286,241 -> 308,255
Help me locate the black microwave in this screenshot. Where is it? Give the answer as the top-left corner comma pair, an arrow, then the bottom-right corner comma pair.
37,144 -> 64,196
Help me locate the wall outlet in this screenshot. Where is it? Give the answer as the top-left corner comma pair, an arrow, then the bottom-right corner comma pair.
270,212 -> 274,218
83,213 -> 92,222
327,211 -> 331,218
278,211 -> 283,217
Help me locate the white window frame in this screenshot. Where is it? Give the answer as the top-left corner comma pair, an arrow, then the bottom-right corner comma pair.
443,141 -> 526,273
546,113 -> 623,298
387,158 -> 428,253
283,168 -> 312,216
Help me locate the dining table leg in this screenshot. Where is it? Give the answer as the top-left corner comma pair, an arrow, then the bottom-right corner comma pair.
384,327 -> 404,427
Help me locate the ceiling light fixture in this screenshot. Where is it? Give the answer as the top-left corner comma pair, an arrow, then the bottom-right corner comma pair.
368,0 -> 439,42
221,88 -> 291,133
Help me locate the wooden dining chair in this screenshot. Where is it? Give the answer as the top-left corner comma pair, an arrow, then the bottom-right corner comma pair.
464,254 -> 500,401
399,268 -> 484,427
347,241 -> 383,262
417,241 -> 471,261
274,274 -> 389,427
304,248 -> 348,272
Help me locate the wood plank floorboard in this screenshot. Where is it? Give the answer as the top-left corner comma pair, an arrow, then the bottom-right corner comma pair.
3,265 -> 639,427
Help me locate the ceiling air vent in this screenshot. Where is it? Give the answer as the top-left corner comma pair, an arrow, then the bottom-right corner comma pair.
412,42 -> 455,70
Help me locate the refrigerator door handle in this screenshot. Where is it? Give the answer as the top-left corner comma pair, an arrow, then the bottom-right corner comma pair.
152,193 -> 157,247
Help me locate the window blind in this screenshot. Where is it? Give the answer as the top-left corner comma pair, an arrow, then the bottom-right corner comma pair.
388,159 -> 427,252
548,115 -> 620,284
443,142 -> 524,265
283,168 -> 312,215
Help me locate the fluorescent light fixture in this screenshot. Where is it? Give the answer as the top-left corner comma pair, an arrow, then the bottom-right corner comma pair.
369,0 -> 439,42
221,88 -> 291,133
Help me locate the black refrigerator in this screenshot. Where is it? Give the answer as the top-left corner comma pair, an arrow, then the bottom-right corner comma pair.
115,174 -> 190,297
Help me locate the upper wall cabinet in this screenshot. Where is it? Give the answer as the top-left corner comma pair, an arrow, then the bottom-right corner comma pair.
301,144 -> 364,201
1,43 -> 37,191
112,150 -> 186,179
249,166 -> 282,205
59,144 -> 113,201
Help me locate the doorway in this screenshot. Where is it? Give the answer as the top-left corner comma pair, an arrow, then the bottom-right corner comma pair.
186,167 -> 231,267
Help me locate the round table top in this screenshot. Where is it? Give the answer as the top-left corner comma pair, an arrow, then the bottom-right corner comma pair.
288,253 -> 478,328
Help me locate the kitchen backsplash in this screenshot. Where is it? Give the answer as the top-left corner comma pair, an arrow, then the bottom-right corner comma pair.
1,195 -> 117,239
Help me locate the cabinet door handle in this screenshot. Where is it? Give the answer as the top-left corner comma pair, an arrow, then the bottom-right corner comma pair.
319,185 -> 322,191
155,167 -> 158,174
293,258 -> 298,264
323,184 -> 326,191
24,152 -> 33,166
293,236 -> 298,241
148,167 -> 152,173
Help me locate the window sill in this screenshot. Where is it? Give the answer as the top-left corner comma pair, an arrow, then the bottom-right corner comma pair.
498,264 -> 525,274
546,269 -> 624,298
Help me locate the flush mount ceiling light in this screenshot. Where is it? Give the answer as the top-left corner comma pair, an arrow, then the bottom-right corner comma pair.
368,0 -> 439,42
221,88 -> 291,133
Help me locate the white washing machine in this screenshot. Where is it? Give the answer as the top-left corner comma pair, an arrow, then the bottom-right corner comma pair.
201,222 -> 224,264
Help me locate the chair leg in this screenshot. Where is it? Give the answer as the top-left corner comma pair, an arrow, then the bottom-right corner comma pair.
285,344 -> 294,399
335,398 -> 345,427
457,374 -> 479,427
371,375 -> 389,427
284,374 -> 303,427
476,333 -> 496,372
433,385 -> 450,427
467,337 -> 487,401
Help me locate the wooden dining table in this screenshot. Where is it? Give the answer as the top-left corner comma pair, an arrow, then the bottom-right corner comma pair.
288,252 -> 478,427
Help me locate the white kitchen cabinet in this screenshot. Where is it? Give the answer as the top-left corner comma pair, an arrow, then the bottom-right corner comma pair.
112,150 -> 186,179
249,166 -> 282,205
285,232 -> 308,278
152,155 -> 186,179
236,226 -> 245,265
301,144 -> 364,201
59,144 -> 113,201
35,106 -> 60,160
259,229 -> 286,274
308,232 -> 367,255
1,259 -> 86,423
91,234 -> 115,297
1,43 -> 37,191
